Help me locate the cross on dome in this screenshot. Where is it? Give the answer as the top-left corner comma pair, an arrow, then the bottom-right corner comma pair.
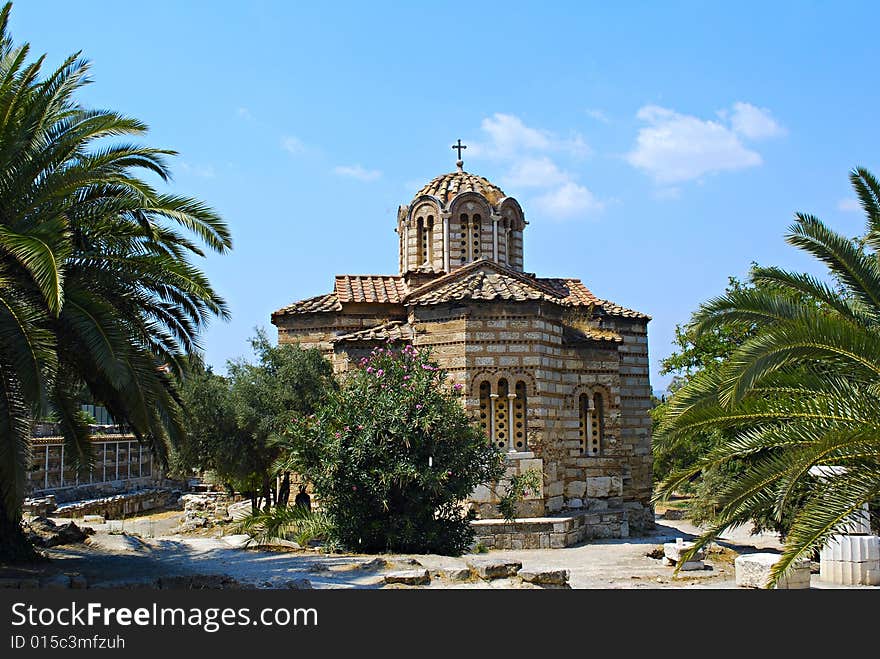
451,139 -> 466,171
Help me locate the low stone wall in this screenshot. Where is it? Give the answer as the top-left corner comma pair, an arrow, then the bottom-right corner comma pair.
472,508 -> 628,549
40,488 -> 178,519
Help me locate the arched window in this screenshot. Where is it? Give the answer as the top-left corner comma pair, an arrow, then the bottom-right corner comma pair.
593,393 -> 604,455
479,381 -> 491,440
472,214 -> 481,260
493,379 -> 509,450
579,391 -> 604,455
459,213 -> 468,264
416,217 -> 425,265
478,379 -> 530,451
578,394 -> 589,454
513,381 -> 527,450
426,215 -> 434,264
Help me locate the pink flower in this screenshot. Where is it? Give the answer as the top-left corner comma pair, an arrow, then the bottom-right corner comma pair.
357,425 -> 364,430
376,369 -> 384,377
344,426 -> 350,432
403,375 -> 410,381
415,404 -> 422,410
334,432 -> 341,439
352,485 -> 357,491
453,383 -> 463,391
366,366 -> 374,374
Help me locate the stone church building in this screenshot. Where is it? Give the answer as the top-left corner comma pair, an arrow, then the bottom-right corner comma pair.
272,156 -> 653,547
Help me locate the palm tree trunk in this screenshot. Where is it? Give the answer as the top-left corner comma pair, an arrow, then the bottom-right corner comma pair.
0,503 -> 36,562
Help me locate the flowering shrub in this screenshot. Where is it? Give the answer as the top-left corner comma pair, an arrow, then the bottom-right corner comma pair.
279,343 -> 505,554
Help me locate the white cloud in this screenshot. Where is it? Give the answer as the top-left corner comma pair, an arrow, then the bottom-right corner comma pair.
838,197 -> 861,212
281,136 -> 305,155
533,182 -> 604,218
502,157 -> 570,189
466,113 -> 601,220
471,113 -> 590,160
729,102 -> 785,139
237,107 -> 252,119
627,104 -> 766,184
334,164 -> 382,181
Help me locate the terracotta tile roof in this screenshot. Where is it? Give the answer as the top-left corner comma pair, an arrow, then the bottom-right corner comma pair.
333,321 -> 415,344
407,265 -> 561,306
415,171 -> 506,205
540,278 -> 600,306
541,277 -> 650,319
563,326 -> 623,344
272,292 -> 341,316
598,300 -> 650,319
334,275 -> 408,304
273,264 -> 648,321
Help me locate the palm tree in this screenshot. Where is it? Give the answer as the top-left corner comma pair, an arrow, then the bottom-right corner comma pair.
0,2 -> 231,560
654,167 -> 880,587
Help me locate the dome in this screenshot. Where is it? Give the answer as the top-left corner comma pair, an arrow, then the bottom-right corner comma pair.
414,170 -> 506,206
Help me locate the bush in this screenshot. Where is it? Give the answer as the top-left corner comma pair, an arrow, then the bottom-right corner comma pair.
279,343 -> 505,555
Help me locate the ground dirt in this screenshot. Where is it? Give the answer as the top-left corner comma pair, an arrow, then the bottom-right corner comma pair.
4,507 -> 844,589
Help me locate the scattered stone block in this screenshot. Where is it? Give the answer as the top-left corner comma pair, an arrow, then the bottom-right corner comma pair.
221,534 -> 253,549
83,515 -> 105,524
663,540 -> 706,566
445,568 -> 473,582
24,517 -> 93,547
283,578 -> 312,589
466,558 -> 522,580
518,568 -> 570,586
819,535 -> 880,586
735,553 -> 811,589
383,570 -> 430,586
678,561 -> 706,572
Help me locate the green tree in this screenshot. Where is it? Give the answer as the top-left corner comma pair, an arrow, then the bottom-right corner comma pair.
655,168 -> 880,586
652,275 -> 755,487
176,332 -> 335,513
277,343 -> 506,555
0,2 -> 230,560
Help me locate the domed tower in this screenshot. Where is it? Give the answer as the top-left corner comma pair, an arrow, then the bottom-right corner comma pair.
397,159 -> 526,282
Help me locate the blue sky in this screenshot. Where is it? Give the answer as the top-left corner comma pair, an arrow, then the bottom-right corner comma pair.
15,1 -> 880,391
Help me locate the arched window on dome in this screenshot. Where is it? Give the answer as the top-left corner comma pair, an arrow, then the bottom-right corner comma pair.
498,218 -> 509,265
458,213 -> 468,264
471,214 -> 481,260
415,216 -> 425,265
426,215 -> 434,265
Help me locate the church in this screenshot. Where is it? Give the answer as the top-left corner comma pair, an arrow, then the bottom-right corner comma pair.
272,147 -> 653,548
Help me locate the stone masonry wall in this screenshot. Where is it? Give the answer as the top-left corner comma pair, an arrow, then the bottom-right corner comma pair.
278,298 -> 653,533
405,300 -> 653,528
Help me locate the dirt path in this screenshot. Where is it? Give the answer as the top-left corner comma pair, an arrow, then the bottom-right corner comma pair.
21,512 -> 801,589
